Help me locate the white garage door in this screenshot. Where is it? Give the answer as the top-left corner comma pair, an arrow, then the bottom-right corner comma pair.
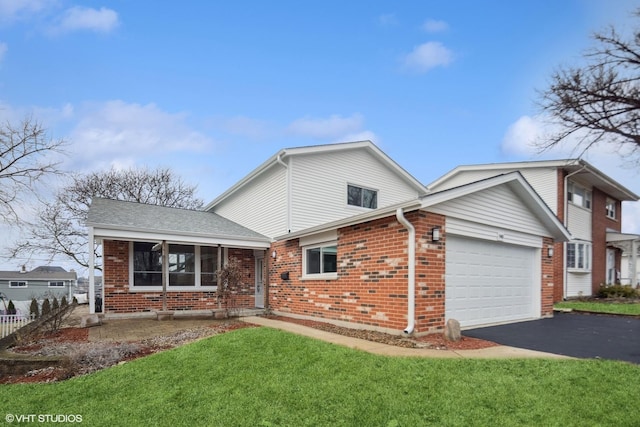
446,235 -> 539,328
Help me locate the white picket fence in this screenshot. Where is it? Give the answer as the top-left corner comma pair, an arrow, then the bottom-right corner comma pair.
0,314 -> 35,339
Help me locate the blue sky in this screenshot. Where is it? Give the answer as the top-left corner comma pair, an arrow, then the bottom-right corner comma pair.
1,0 -> 639,271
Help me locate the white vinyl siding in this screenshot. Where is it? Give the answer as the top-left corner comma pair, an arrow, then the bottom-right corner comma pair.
567,204 -> 592,240
430,185 -> 550,240
289,149 -> 419,233
212,164 -> 288,238
566,271 -> 592,297
430,168 -> 558,213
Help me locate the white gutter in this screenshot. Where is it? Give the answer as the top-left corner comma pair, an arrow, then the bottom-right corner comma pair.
396,208 -> 416,335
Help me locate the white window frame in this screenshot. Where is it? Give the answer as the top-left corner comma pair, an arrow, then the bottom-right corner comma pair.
129,241 -> 226,291
567,181 -> 592,210
347,184 -> 378,209
48,281 -> 65,288
605,198 -> 616,220
9,281 -> 27,288
566,242 -> 592,272
302,242 -> 338,280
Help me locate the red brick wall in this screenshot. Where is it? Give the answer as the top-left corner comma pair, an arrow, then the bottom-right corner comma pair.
591,189 -> 621,291
553,169 -> 566,302
541,236 -> 556,316
102,240 -> 256,313
269,211 -> 447,334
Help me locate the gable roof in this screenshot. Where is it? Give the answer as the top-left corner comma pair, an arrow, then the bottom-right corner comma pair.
205,140 -> 428,210
87,198 -> 270,248
428,159 -> 639,201
277,172 -> 571,242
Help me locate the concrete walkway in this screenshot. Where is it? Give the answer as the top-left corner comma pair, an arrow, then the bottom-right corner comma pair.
243,316 -> 571,360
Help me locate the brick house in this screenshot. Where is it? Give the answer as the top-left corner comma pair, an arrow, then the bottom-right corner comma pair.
88,141 -> 597,334
428,160 -> 639,300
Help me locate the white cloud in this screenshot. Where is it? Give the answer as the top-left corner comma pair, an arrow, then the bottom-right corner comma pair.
0,42 -> 7,62
217,115 -> 272,140
423,19 -> 448,33
403,41 -> 453,73
68,100 -> 213,170
55,6 -> 119,34
287,114 -> 365,139
0,0 -> 53,22
501,115 -> 544,156
378,13 -> 398,27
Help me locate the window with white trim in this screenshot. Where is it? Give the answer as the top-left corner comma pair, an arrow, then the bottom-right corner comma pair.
48,281 -> 65,288
9,281 -> 27,288
567,182 -> 592,209
567,242 -> 592,270
347,185 -> 377,209
131,242 -> 222,288
605,198 -> 616,219
303,243 -> 338,277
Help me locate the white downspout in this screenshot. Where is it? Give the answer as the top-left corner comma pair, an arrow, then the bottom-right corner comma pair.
396,208 -> 416,335
88,227 -> 95,314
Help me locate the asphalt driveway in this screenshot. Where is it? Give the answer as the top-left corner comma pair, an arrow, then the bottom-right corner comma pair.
465,312 -> 640,364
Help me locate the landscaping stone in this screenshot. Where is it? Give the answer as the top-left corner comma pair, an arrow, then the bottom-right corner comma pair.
80,314 -> 102,328
444,319 -> 461,342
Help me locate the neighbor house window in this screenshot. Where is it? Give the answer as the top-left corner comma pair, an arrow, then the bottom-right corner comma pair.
567,182 -> 592,209
48,281 -> 64,288
347,185 -> 377,209
131,242 -> 221,288
567,242 -> 592,270
9,281 -> 27,288
605,198 -> 616,219
304,243 -> 338,277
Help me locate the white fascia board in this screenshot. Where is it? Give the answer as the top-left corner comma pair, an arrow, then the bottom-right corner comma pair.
422,172 -> 571,242
276,199 -> 423,241
91,226 -> 271,249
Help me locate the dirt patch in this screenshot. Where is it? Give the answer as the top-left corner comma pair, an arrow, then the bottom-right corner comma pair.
265,315 -> 498,350
1,321 -> 257,384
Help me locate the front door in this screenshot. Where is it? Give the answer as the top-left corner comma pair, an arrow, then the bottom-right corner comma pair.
606,248 -> 616,284
255,257 -> 265,308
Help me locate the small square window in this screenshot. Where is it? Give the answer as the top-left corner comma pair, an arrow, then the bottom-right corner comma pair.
605,199 -> 616,219
304,244 -> 337,276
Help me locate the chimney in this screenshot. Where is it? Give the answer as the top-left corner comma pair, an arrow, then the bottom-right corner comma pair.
20,265 -> 26,274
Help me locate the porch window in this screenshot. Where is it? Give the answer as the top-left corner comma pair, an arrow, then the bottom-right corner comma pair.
567,182 -> 592,210
347,184 -> 377,209
304,243 -> 338,277
9,281 -> 27,288
133,242 -> 162,287
567,242 -> 592,270
48,281 -> 65,288
200,246 -> 218,286
168,244 -> 195,286
605,198 -> 616,219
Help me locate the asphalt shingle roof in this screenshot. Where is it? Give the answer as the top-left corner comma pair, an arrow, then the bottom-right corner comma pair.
86,198 -> 269,242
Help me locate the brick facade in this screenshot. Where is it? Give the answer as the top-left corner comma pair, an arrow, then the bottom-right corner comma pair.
591,188 -> 622,291
101,240 -> 257,313
269,210 -> 553,335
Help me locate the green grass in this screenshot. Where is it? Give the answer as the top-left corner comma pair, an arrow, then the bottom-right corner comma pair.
2,328 -> 639,426
555,300 -> 640,315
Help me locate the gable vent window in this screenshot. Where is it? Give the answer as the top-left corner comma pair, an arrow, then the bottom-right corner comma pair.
348,185 -> 377,209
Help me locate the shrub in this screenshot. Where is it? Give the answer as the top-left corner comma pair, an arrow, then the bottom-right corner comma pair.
41,298 -> 51,317
597,283 -> 639,299
29,298 -> 40,319
52,297 -> 60,312
6,300 -> 16,315
61,296 -> 68,308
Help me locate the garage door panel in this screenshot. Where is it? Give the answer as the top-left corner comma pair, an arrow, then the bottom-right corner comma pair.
446,235 -> 538,328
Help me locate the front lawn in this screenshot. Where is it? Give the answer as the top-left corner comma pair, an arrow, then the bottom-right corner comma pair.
2,327 -> 639,426
555,300 -> 640,316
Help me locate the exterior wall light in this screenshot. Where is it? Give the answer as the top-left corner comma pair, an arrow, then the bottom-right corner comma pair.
432,226 -> 441,242
271,250 -> 277,259
548,246 -> 554,258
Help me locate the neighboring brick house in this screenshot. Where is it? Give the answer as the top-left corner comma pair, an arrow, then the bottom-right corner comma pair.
88,141 -> 585,333
428,160 -> 639,300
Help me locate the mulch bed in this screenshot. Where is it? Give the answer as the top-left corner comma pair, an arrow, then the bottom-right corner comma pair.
265,315 -> 498,350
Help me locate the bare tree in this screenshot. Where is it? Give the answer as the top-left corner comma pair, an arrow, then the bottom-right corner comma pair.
0,117 -> 65,222
10,167 -> 203,270
537,10 -> 640,164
